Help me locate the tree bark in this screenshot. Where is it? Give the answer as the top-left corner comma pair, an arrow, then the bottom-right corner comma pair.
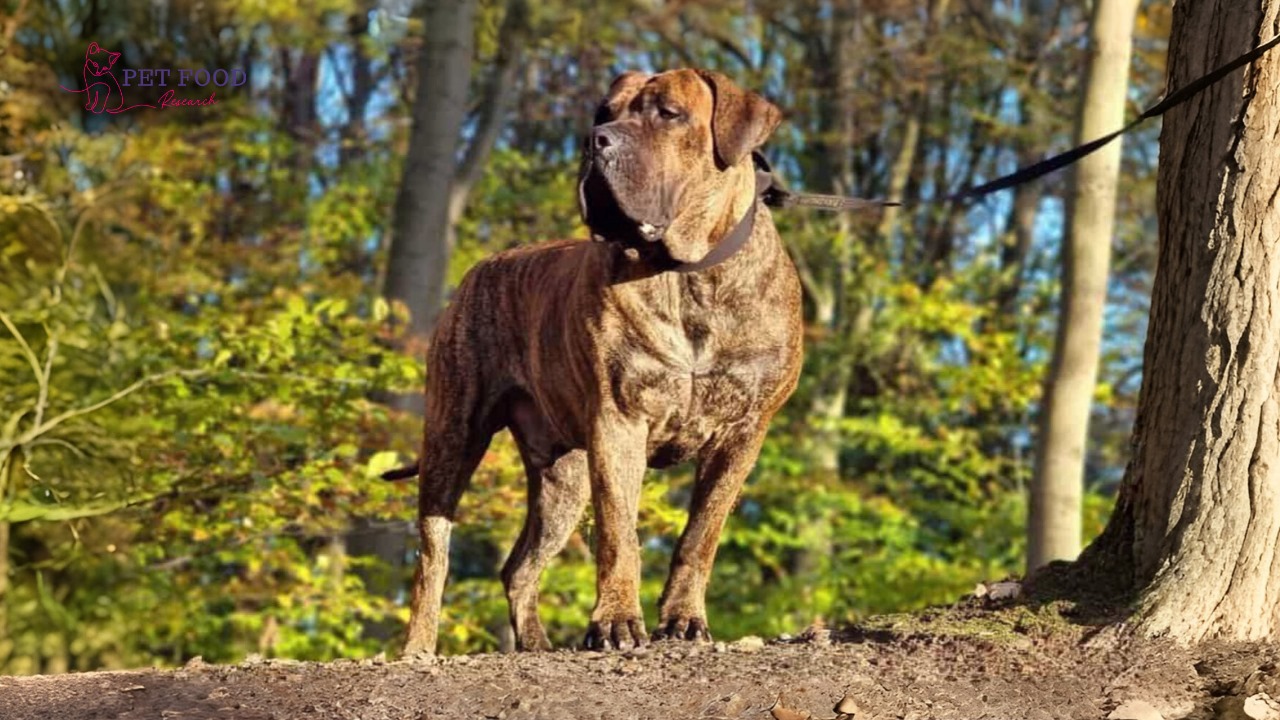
339,2 -> 376,167
1077,0 -> 1280,641
1027,0 -> 1140,571
363,0 -> 527,643
281,49 -> 320,172
385,0 -> 477,348
994,94 -> 1046,322
0,448 -> 18,653
448,0 -> 528,229
360,0 -> 478,643
384,0 -> 530,355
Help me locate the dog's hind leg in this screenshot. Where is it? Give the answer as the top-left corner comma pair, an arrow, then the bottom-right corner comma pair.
501,448 -> 590,651
402,380 -> 495,657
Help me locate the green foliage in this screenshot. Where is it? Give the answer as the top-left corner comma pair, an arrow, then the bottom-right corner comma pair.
1,33 -> 424,666
0,0 -> 1155,673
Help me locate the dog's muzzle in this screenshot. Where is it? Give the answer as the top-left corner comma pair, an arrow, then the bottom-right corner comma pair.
579,143 -> 669,245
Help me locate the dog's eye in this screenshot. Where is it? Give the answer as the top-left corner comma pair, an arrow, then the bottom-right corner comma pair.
593,104 -> 613,126
657,106 -> 682,121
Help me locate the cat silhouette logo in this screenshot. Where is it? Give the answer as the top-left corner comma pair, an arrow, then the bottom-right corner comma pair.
60,42 -> 154,114
59,42 -> 237,113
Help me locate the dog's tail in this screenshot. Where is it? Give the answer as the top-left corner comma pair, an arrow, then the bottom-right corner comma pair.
380,460 -> 420,481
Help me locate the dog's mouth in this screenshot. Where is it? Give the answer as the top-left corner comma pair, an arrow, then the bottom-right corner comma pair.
578,160 -> 668,247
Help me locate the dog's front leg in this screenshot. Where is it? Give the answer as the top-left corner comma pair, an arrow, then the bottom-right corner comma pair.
655,423 -> 768,642
583,418 -> 649,651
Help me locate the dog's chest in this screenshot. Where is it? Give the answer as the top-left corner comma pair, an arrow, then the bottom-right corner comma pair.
610,315 -> 790,464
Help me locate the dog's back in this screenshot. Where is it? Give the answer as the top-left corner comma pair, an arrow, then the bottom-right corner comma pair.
423,238 -> 608,436
430,238 -> 599,364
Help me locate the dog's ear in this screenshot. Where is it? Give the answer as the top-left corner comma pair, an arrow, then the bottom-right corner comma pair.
696,70 -> 782,168
106,50 -> 121,69
86,42 -> 100,55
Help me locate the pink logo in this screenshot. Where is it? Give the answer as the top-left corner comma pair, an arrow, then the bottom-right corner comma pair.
60,42 -> 241,114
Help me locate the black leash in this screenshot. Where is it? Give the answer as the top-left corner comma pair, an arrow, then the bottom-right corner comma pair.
672,33 -> 1278,272
762,32 -> 1280,212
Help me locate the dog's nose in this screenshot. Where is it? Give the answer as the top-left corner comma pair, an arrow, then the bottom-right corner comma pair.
593,128 -> 614,152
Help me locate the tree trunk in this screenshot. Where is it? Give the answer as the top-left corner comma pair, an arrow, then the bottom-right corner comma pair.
359,0 -> 477,644
384,0 -> 528,355
281,49 -> 320,172
385,0 -> 477,350
994,94 -> 1045,322
800,0 -> 869,480
0,448 -> 17,654
1077,0 -> 1280,641
339,2 -> 375,167
0,515 -> 8,659
364,0 -> 526,644
448,0 -> 529,230
1027,0 -> 1140,571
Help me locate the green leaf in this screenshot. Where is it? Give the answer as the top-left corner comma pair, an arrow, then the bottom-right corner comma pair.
365,450 -> 404,479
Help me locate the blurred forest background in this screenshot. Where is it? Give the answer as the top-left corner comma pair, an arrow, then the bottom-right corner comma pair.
0,0 -> 1168,673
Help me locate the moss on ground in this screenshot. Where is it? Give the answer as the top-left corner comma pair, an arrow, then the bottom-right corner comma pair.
848,601 -> 1077,645
841,563 -> 1137,646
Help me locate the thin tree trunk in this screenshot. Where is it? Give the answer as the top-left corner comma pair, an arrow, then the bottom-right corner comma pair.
0,449 -> 17,653
448,0 -> 528,229
0,517 -> 8,656
363,0 -> 526,644
339,2 -> 375,167
385,0 -> 477,350
282,49 -> 320,172
360,0 -> 478,644
1077,0 -> 1280,641
994,93 -> 1046,323
1027,0 -> 1140,571
994,182 -> 1040,319
384,0 -> 528,354
803,0 -> 941,476
801,0 -> 862,479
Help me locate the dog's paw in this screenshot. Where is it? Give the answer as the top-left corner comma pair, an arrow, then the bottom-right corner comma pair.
652,615 -> 712,642
583,616 -> 648,651
515,628 -> 553,652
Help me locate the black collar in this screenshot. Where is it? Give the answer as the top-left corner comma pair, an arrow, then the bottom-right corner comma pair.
671,153 -> 776,273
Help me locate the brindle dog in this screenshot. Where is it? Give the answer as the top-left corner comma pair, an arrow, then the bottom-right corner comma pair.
398,69 -> 804,655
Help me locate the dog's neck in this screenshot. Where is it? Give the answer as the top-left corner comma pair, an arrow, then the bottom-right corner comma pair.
608,162 -> 783,302
667,161 -> 757,262
614,162 -> 765,276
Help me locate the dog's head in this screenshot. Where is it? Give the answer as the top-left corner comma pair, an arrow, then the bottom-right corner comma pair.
578,69 -> 782,264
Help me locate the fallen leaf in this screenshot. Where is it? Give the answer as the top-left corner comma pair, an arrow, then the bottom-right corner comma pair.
834,693 -> 861,716
986,581 -> 1023,600
770,697 -> 811,720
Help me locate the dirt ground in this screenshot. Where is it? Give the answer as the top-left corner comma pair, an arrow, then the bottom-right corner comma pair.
2,603 -> 1278,720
